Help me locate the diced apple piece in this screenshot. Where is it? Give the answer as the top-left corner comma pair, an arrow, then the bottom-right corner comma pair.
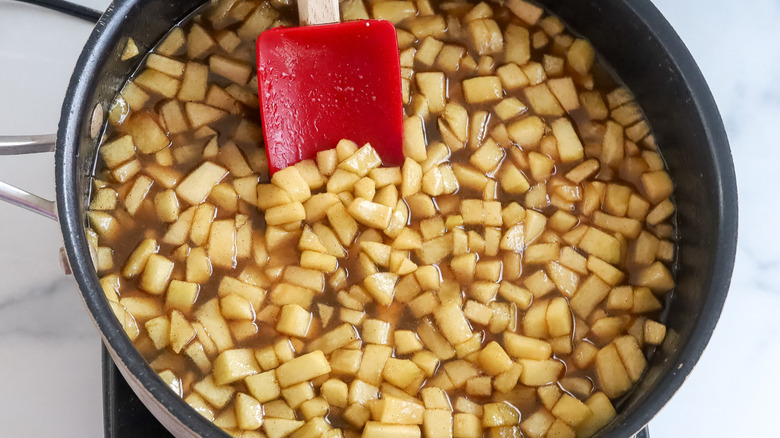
185,393 -> 214,421
462,76 -> 503,104
263,418 -> 304,438
364,272 -> 399,306
209,54 -> 252,85
124,175 -> 154,216
370,396 -> 425,425
520,409 -> 555,438
477,341 -> 514,376
415,36 -> 444,66
567,39 -> 595,76
507,0 -> 543,24
434,302 -> 474,346
454,412 -> 482,438
470,139 -> 504,173
482,402 -> 520,427
525,84 -> 564,117
140,254 -> 174,295
633,286 -> 663,314
498,281 -> 533,309
507,116 -> 545,147
362,422 -> 421,438
265,202 -> 306,226
356,344 -> 392,387
363,318 -> 391,345
641,171 -> 674,204
306,324 -> 359,355
417,72 -> 447,113
145,316 -> 170,350
519,359 -> 564,387
372,1 -> 417,24
546,297 -> 573,337
643,320 -> 666,346
195,298 -> 234,352
122,238 -> 158,278
382,358 -> 424,390
208,219 -> 237,269
636,261 -> 675,293
276,304 -> 312,338
494,97 -> 528,121
551,394 -> 592,428
101,135 -> 136,168
403,117 -> 428,162
121,37 -> 139,61
146,53 -> 184,78
213,348 -> 260,385
504,23 -> 530,65
348,198 -> 392,229
245,370 -> 282,403
395,330 -> 424,355
578,227 -> 621,265
233,392 -> 264,430
550,118 -> 584,162
614,335 -> 647,382
276,350 -> 332,388
176,161 -> 228,205
574,392 -> 616,438
192,374 -> 235,410
548,77 -> 580,112
418,318 -> 455,360
185,102 -> 227,128
469,18 -> 503,55
134,69 -> 180,98
422,409 -> 453,438
595,343 -> 632,399
505,333 -> 551,360
125,112 -> 170,154
177,62 -> 208,101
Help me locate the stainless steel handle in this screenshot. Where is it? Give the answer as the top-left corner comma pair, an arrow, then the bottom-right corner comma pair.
0,134 -> 57,155
2,1 -> 101,222
0,135 -> 58,221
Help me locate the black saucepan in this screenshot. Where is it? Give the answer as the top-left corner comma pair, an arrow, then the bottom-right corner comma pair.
0,0 -> 738,436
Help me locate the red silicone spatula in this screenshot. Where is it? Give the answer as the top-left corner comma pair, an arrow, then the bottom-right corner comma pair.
256,0 -> 404,175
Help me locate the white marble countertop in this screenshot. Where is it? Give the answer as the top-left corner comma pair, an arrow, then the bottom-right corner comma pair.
0,0 -> 773,436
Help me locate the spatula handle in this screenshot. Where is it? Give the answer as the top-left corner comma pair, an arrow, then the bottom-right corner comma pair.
298,0 -> 340,26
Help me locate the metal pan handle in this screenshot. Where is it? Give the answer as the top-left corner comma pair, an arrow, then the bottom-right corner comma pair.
1,2 -> 102,220
0,135 -> 58,220
634,426 -> 650,438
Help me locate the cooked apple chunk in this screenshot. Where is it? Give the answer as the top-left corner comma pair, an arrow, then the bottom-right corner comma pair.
276,351 -> 332,388
100,135 -> 136,169
276,304 -> 312,338
125,112 -> 170,154
213,349 -> 260,385
134,69 -> 180,98
176,161 -> 229,205
462,76 -> 503,104
140,254 -> 174,295
434,302 -> 473,346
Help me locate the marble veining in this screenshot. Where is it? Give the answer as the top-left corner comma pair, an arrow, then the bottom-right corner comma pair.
0,277 -> 96,337
0,0 -> 777,437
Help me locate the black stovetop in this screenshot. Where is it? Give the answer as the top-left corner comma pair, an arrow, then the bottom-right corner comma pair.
102,346 -> 173,438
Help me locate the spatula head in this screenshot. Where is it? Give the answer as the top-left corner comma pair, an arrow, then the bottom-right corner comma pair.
257,20 -> 404,174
